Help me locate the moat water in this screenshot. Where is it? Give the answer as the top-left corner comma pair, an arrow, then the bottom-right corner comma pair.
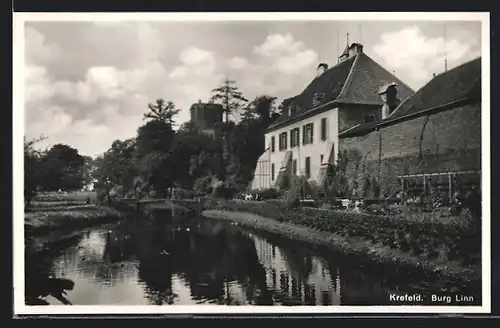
25,211 -> 481,306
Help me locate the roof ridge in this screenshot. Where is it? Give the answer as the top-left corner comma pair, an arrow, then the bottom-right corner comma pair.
434,56 -> 481,79
335,53 -> 361,101
390,56 -> 481,116
361,52 -> 416,94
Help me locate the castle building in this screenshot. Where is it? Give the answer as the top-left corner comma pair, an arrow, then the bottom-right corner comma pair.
189,101 -> 224,139
250,43 -> 415,190
338,57 -> 482,199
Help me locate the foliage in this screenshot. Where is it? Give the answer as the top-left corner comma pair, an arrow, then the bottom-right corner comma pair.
24,137 -> 89,205
209,200 -> 481,267
24,136 -> 46,205
210,79 -> 248,122
93,139 -> 137,200
143,98 -> 181,126
37,144 -> 85,192
256,188 -> 281,200
79,87 -> 284,200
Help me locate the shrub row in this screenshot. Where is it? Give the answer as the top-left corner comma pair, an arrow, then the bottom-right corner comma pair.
203,199 -> 481,267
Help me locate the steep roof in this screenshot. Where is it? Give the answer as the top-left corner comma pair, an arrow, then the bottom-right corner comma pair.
385,56 -> 481,121
267,49 -> 415,132
339,56 -> 482,138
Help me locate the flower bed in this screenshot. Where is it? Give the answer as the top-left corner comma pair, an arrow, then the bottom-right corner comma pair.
202,198 -> 481,268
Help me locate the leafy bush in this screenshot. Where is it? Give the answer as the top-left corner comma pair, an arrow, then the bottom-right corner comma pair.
257,188 -> 281,200
282,176 -> 301,209
212,181 -> 237,199
193,175 -> 214,196
206,199 -> 481,267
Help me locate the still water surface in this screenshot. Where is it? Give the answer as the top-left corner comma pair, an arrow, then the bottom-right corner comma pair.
26,212 -> 481,306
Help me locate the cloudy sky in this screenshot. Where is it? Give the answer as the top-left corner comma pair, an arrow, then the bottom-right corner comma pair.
23,18 -> 481,157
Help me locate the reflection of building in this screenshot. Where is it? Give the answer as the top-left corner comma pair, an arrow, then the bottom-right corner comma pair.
250,43 -> 415,190
252,235 -> 340,305
189,101 -> 224,139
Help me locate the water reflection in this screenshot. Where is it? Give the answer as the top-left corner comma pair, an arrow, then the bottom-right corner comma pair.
27,212 -> 481,306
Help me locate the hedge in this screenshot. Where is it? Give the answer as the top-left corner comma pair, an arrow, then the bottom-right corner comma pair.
199,199 -> 481,267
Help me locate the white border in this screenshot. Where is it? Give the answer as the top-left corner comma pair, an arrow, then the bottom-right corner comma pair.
13,12 -> 491,315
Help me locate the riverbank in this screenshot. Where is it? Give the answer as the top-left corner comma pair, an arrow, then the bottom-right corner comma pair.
195,199 -> 481,285
202,209 -> 479,283
25,205 -> 124,236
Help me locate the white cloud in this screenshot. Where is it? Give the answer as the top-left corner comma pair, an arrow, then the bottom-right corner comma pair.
373,26 -> 480,86
273,49 -> 317,75
254,33 -> 304,57
169,47 -> 217,79
253,33 -> 318,76
169,66 -> 188,79
23,28 -> 331,156
228,57 -> 248,69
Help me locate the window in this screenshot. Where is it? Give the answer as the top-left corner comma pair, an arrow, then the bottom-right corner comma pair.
271,136 -> 275,152
292,159 -> 297,175
279,132 -> 288,151
320,154 -> 324,164
290,128 -> 300,148
305,157 -> 311,179
320,118 -> 327,141
271,163 -> 275,181
312,93 -> 325,107
303,123 -> 314,145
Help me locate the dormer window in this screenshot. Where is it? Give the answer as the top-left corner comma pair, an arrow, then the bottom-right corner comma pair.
365,114 -> 376,123
312,93 -> 325,107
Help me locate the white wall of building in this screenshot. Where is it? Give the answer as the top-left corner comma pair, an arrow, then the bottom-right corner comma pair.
251,107 -> 339,190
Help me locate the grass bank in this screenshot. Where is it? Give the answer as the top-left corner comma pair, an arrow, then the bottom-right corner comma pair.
193,198 -> 481,284
25,205 -> 124,236
25,192 -> 125,236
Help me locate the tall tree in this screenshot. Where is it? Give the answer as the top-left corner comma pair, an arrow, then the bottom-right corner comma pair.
38,144 -> 85,191
144,98 -> 180,126
93,139 -> 137,199
242,95 -> 278,124
24,136 -> 46,205
169,128 -> 214,189
135,121 -> 176,197
210,79 -> 248,122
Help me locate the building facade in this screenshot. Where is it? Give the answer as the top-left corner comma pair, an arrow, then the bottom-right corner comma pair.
338,57 -> 481,199
250,43 -> 415,190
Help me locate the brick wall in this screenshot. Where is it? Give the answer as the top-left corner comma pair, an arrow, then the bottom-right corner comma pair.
339,102 -> 481,197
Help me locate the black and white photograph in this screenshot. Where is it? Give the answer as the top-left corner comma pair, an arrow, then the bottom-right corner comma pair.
14,12 -> 490,314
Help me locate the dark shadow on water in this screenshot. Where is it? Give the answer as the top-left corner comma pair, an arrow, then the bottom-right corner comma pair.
25,210 -> 482,306
25,232 -> 82,305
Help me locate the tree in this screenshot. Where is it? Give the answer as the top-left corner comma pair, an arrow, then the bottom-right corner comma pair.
24,136 -> 46,205
81,156 -> 96,190
210,79 -> 248,122
169,128 -> 214,189
228,95 -> 280,185
241,95 -> 277,124
277,97 -> 295,116
37,144 -> 85,191
144,98 -> 180,126
93,139 -> 137,200
135,120 -> 176,197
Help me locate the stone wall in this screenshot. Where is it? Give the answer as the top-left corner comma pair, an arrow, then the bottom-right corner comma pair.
339,102 -> 481,197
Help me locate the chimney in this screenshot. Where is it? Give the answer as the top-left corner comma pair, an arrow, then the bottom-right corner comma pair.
316,63 -> 328,77
348,43 -> 363,57
378,82 -> 398,119
339,43 -> 363,63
